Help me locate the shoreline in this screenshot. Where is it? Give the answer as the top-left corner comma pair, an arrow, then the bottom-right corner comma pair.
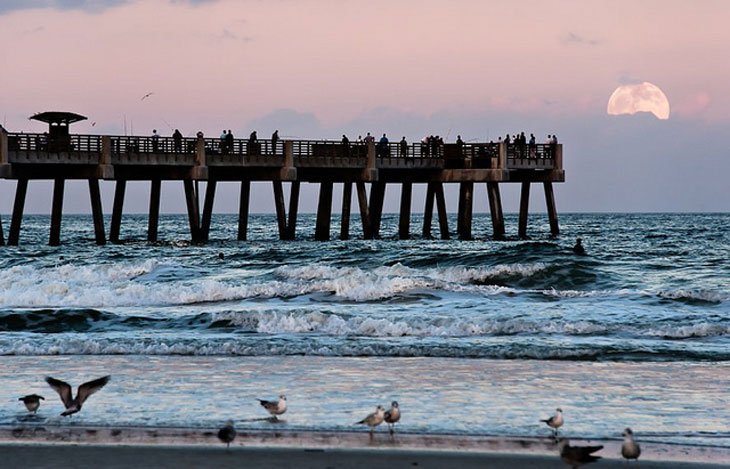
2,425 -> 728,468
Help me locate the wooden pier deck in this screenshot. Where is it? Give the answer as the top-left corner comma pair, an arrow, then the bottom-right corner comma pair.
0,129 -> 564,246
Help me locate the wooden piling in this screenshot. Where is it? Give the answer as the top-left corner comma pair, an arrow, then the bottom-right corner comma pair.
356,181 -> 372,239
8,178 -> 28,246
315,181 -> 334,241
183,179 -> 200,242
88,179 -> 106,245
200,180 -> 217,242
457,182 -> 473,240
109,180 -> 126,244
435,182 -> 450,240
340,182 -> 352,240
399,182 -> 412,240
369,182 -> 386,239
544,181 -> 560,236
237,181 -> 250,241
486,182 -> 506,240
518,181 -> 530,239
148,179 -> 161,242
423,182 -> 435,238
49,178 -> 65,246
272,181 -> 287,240
286,181 -> 300,240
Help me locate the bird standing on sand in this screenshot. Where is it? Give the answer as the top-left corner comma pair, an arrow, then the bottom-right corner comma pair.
45,375 -> 111,416
18,394 -> 44,414
621,427 -> 641,463
558,439 -> 603,468
384,401 -> 401,434
541,407 -> 564,437
257,395 -> 287,420
356,405 -> 385,434
218,420 -> 236,449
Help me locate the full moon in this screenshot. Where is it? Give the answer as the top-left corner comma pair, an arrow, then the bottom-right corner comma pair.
607,82 -> 670,120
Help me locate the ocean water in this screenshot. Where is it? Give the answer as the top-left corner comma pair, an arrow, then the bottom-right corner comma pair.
0,213 -> 728,449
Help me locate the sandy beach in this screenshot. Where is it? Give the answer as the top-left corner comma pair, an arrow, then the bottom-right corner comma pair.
2,425 -> 728,468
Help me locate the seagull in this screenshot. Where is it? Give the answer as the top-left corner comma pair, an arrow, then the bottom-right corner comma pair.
558,439 -> 603,468
621,428 -> 641,462
45,375 -> 111,416
217,420 -> 236,449
18,394 -> 44,414
257,395 -> 287,420
356,405 -> 385,434
384,401 -> 401,434
541,407 -> 564,438
141,92 -> 154,101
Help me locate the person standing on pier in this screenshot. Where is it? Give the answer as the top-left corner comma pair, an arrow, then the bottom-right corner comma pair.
341,134 -> 350,157
271,130 -> 279,155
248,130 -> 257,155
400,136 -> 408,158
151,129 -> 160,153
456,135 -> 464,157
225,130 -> 234,155
172,129 -> 183,153
220,130 -> 228,154
378,133 -> 389,157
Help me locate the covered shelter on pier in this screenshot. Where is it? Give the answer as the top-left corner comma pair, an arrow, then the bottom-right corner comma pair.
29,111 -> 87,152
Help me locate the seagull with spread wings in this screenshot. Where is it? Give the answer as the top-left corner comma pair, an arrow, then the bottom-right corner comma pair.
45,375 -> 111,416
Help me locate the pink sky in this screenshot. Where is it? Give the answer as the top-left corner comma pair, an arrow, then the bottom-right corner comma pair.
1,0 -> 728,135
1,0 -> 729,214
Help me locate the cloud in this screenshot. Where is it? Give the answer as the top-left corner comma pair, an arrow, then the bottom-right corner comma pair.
561,32 -> 599,46
0,0 -> 218,15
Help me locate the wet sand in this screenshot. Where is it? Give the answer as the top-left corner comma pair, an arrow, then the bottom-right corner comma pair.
2,426 -> 728,468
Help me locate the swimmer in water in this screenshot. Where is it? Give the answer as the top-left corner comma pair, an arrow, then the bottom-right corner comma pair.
573,238 -> 586,256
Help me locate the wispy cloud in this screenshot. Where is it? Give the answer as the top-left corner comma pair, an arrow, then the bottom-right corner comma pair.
561,32 -> 599,46
0,0 -> 219,15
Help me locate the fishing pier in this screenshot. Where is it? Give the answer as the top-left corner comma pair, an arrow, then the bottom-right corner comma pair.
0,114 -> 564,246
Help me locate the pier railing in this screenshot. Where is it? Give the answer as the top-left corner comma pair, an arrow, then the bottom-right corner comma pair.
3,132 -> 560,171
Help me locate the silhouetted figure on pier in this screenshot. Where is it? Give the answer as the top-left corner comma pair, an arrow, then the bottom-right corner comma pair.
225,130 -> 234,154
151,129 -> 160,153
341,134 -> 350,157
248,130 -> 258,154
573,238 -> 586,256
364,132 -> 374,144
456,135 -> 464,157
377,133 -> 389,157
249,131 -> 257,144
504,133 -> 511,144
271,130 -> 279,155
220,130 -> 227,154
400,136 -> 408,157
529,133 -> 536,157
172,129 -> 183,153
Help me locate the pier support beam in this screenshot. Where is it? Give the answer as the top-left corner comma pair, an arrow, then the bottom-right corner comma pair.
49,178 -> 65,246
457,182 -> 473,240
183,179 -> 201,243
340,182 -> 352,240
8,178 -> 28,246
0,212 -> 4,246
315,182 -> 334,241
486,182 -> 506,240
544,182 -> 560,237
273,181 -> 287,240
109,180 -> 126,244
200,180 -> 217,242
356,182 -> 372,239
148,179 -> 161,242
88,179 -> 106,245
518,181 -> 530,239
368,182 -> 386,239
422,182 -> 435,239
286,181 -> 300,240
435,182 -> 450,240
237,181 -> 250,241
399,182 -> 412,240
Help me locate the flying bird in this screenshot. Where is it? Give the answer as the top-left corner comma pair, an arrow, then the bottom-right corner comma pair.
141,92 -> 154,101
18,394 -> 44,414
356,405 -> 385,434
541,407 -> 564,438
621,428 -> 641,462
257,395 -> 287,420
217,420 -> 236,449
45,375 -> 111,416
558,439 -> 603,468
384,401 -> 401,435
